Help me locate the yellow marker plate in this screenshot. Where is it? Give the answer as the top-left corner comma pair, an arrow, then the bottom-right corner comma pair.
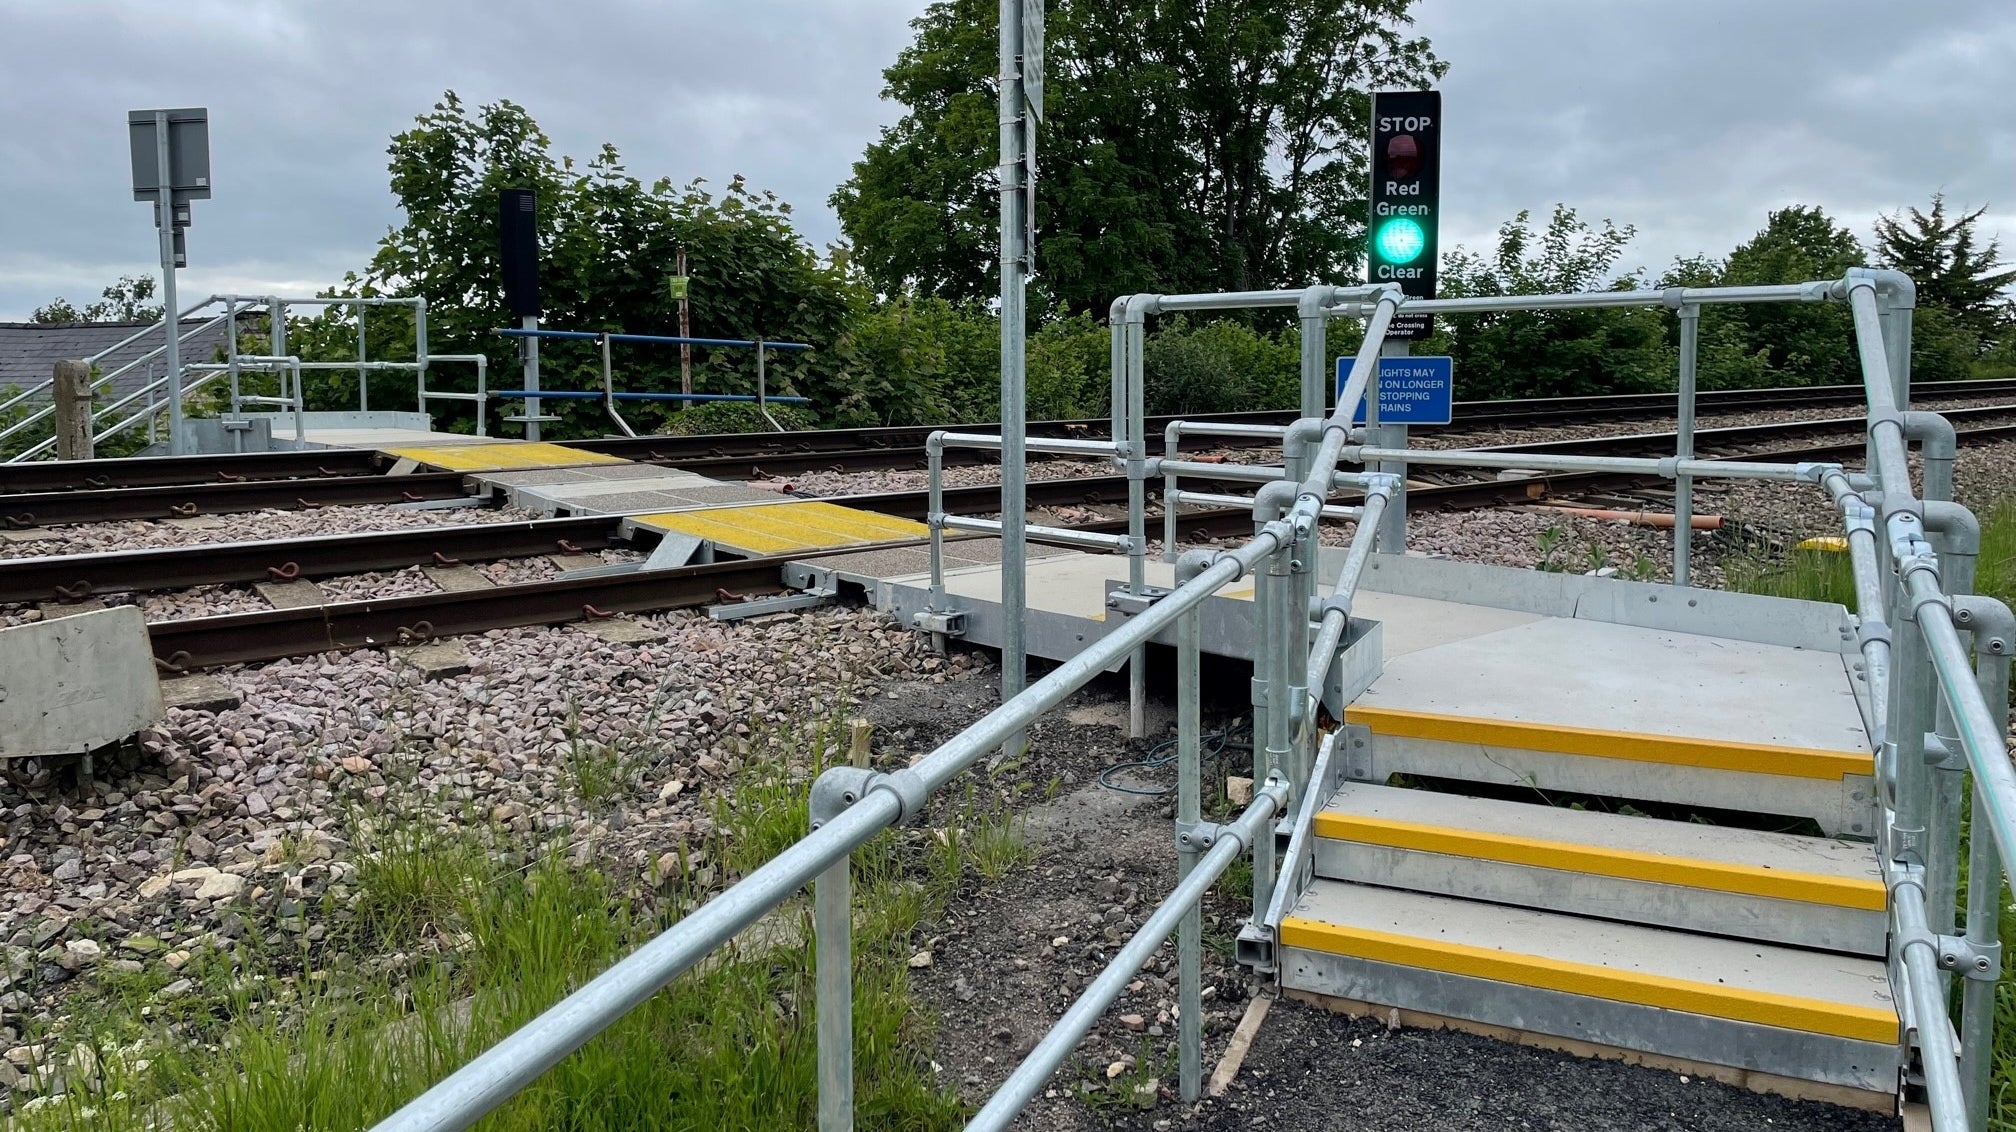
381,442 -> 628,473
633,501 -> 928,556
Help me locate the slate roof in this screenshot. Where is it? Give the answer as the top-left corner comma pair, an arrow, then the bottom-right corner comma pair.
0,319 -> 240,403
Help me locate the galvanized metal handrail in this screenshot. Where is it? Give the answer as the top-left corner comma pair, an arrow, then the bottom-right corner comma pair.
371,507 -> 1301,1132
374,268 -> 2009,1132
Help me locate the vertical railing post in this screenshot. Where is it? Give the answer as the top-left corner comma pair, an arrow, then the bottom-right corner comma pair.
814,854 -> 853,1132
1673,304 -> 1699,586
1957,606 -> 2010,1128
1124,306 -> 1149,739
1162,423 -> 1180,564
927,435 -> 946,611
414,298 -> 430,419
225,297 -> 242,416
1174,557 -> 1204,1102
1373,339 -> 1410,551
357,302 -> 370,412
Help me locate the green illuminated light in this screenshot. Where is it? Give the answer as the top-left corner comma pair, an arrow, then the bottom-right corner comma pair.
1374,217 -> 1427,265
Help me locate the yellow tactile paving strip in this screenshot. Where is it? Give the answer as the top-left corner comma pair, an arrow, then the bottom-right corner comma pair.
1342,705 -> 1873,781
632,501 -> 929,556
379,442 -> 629,472
1311,811 -> 1885,910
1279,916 -> 1897,1042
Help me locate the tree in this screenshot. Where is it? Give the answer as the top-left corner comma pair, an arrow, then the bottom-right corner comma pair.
288,93 -> 864,432
833,0 -> 1445,315
1421,205 -> 1669,399
1661,206 -> 1866,389
31,275 -> 162,323
1875,194 -> 2016,342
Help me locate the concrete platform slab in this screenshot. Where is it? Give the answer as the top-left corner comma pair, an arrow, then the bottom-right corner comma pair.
37,599 -> 106,619
1352,614 -> 1867,757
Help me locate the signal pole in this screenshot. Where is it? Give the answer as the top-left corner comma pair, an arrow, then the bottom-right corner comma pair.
999,0 -> 1040,752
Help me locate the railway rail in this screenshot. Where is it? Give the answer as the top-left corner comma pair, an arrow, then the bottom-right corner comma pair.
11,411 -> 2014,671
11,409 -> 2016,606
5,377 -> 2013,499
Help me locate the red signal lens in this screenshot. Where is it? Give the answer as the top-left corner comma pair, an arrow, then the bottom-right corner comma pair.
1385,134 -> 1421,179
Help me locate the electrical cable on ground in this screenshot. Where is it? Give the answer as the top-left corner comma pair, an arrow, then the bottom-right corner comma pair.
1098,718 -> 1251,796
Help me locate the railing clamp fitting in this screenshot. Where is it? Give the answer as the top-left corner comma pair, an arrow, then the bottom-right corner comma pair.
1314,591 -> 1354,624
1175,819 -> 1231,853
1136,456 -> 1163,480
809,764 -> 930,828
1922,732 -> 1966,772
1854,619 -> 1891,648
1793,462 -> 1844,484
1106,585 -> 1172,617
808,766 -> 880,829
1934,934 -> 2000,981
1657,456 -> 1682,479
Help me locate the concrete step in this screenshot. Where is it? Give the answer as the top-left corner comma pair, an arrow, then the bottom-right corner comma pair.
1312,781 -> 1885,954
1342,703 -> 1877,837
1279,880 -> 1900,1095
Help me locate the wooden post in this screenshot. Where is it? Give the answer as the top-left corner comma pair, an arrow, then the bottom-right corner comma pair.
848,718 -> 873,768
52,360 -> 93,461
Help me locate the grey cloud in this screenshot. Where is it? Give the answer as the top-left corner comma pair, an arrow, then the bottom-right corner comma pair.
1,1 -> 2009,319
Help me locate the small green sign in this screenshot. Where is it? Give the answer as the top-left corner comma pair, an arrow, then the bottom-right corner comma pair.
666,275 -> 691,301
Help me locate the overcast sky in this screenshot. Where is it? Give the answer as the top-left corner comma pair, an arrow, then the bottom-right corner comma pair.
0,0 -> 2010,320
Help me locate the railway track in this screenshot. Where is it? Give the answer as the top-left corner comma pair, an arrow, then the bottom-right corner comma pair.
12,409 -> 2016,606
5,377 -> 2013,500
16,411 -> 2016,671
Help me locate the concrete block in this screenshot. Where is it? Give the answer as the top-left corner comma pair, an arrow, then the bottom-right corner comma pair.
160,674 -> 241,712
37,599 -> 107,620
549,554 -> 607,572
392,642 -> 471,680
161,516 -> 227,531
0,605 -> 162,758
422,565 -> 494,592
255,580 -> 326,609
578,618 -> 665,644
0,529 -> 57,544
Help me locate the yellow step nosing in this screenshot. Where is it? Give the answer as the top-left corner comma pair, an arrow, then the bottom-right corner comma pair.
1343,705 -> 1871,781
1279,916 -> 1896,1043
1313,811 -> 1884,911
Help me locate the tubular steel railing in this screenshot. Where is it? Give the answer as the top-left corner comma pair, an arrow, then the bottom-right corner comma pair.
372,270 -> 2006,1132
4,294 -> 496,460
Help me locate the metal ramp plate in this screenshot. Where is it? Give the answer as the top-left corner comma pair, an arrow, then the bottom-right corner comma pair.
629,501 -> 929,557
378,441 -> 629,473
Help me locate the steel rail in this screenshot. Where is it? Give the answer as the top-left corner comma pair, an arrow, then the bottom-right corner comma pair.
0,449 -> 383,495
0,471 -> 472,527
13,378 -> 2015,496
21,419 -> 2016,603
0,515 -> 624,604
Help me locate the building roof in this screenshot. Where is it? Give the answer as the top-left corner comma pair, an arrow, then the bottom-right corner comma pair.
0,319 -> 240,402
